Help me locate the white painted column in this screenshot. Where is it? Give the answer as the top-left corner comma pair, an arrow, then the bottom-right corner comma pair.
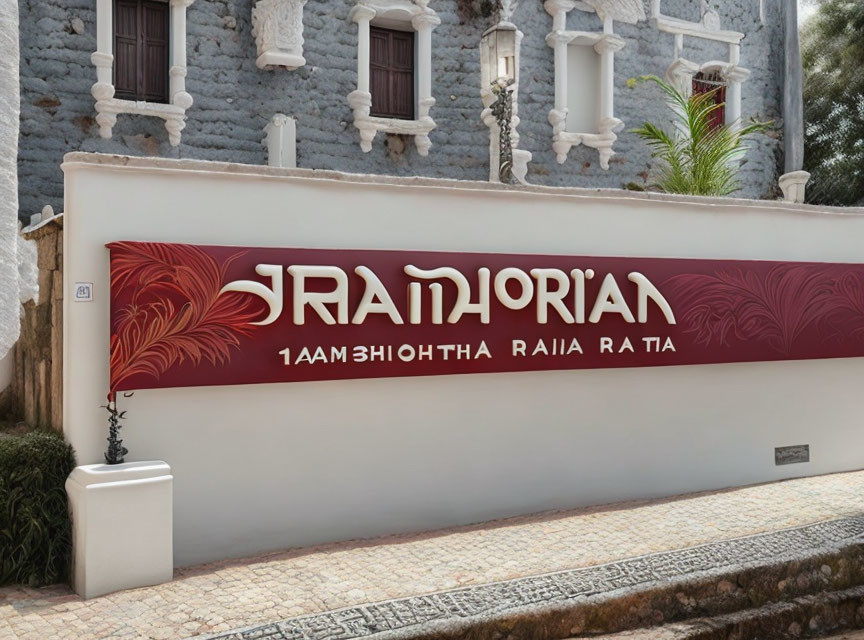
165,0 -> 194,146
169,0 -> 192,106
413,15 -> 436,112
91,0 -> 116,139
597,21 -> 616,126
725,78 -> 742,130
723,46 -> 749,134
594,28 -> 624,170
355,9 -> 373,95
0,0 -> 21,360
412,12 -> 440,157
93,0 -> 113,87
347,5 -> 377,152
551,29 -> 569,163
553,36 -> 567,116
546,1 -> 568,116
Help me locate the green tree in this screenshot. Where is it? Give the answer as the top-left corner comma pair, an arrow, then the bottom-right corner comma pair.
802,0 -> 864,206
630,75 -> 770,197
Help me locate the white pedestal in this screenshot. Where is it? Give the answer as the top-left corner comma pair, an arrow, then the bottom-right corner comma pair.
779,170 -> 811,204
264,114 -> 297,169
66,461 -> 173,599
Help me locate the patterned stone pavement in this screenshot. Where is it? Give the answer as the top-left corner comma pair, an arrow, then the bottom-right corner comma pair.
202,517 -> 864,640
2,470 -> 864,640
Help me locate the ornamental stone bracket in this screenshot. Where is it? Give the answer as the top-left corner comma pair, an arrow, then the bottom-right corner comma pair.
543,0 -> 642,169
91,0 -> 196,147
347,1 -> 440,155
251,0 -> 307,70
348,91 -> 437,156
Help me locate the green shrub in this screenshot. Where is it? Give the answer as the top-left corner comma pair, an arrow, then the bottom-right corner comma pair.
630,75 -> 772,196
0,431 -> 76,587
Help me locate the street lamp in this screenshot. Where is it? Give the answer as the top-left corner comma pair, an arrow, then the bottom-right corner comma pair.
484,22 -> 517,84
483,23 -> 518,183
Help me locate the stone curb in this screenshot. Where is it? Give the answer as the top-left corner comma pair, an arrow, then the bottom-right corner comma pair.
194,515 -> 864,640
584,584 -> 864,640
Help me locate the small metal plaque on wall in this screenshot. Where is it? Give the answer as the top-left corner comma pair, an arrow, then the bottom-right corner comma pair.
775,445 -> 810,465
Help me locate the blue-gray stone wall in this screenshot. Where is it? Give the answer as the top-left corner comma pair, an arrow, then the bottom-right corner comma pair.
17,0 -> 785,220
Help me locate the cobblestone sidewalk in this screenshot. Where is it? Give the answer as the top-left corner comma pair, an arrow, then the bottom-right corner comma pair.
2,471 -> 864,640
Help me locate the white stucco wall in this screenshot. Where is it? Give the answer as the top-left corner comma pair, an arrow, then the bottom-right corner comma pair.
63,153 -> 864,567
0,0 -> 20,360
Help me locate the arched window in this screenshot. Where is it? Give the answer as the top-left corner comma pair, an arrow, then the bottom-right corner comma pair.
692,70 -> 727,131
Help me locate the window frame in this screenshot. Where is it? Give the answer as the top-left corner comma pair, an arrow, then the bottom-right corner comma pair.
346,0 -> 440,156
91,0 -> 196,147
543,0 -> 634,170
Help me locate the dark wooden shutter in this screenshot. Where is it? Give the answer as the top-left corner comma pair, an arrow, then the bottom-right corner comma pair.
113,0 -> 170,103
142,1 -> 169,102
370,29 -> 390,116
114,0 -> 139,100
370,26 -> 415,120
692,72 -> 726,131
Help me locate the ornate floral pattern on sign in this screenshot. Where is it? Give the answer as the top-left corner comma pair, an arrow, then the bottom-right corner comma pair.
666,265 -> 864,355
108,242 -> 264,392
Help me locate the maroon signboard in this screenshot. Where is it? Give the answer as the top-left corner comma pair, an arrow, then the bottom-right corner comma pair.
107,241 -> 864,392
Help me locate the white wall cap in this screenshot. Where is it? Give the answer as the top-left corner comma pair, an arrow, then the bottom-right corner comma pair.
67,461 -> 172,489
59,152 -> 864,217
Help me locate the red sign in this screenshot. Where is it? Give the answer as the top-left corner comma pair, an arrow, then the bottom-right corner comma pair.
108,241 -> 864,392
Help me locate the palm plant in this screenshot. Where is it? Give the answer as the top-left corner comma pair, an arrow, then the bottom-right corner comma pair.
630,75 -> 771,197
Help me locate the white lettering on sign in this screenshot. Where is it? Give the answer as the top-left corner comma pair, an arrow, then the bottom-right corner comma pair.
277,336 -> 673,368
278,341 -> 494,366
222,265 -> 676,328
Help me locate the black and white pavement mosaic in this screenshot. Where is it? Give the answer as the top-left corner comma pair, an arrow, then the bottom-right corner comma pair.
199,515 -> 864,640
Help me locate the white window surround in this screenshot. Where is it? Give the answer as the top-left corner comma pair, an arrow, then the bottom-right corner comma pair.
347,0 -> 440,156
651,0 -> 750,132
91,0 -> 196,147
544,0 -> 645,169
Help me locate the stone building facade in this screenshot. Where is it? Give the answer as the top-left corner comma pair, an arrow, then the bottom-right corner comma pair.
17,0 -> 787,220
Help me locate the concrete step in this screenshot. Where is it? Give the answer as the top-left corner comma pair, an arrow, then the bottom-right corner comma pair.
570,584 -> 864,640
398,522 -> 864,640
